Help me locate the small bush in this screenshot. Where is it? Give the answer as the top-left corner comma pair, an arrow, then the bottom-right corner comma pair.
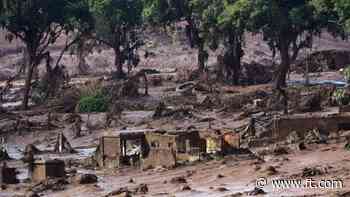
332,88 -> 350,105
344,66 -> 350,83
78,93 -> 108,113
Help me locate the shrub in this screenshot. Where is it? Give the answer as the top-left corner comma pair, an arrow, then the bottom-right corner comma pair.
78,92 -> 108,113
344,66 -> 350,83
332,88 -> 350,105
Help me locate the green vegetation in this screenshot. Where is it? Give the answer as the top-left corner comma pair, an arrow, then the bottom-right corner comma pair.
332,88 -> 350,105
343,66 -> 350,83
89,0 -> 144,78
78,92 -> 108,113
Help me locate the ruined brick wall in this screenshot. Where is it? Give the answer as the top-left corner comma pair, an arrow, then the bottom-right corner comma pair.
274,115 -> 350,140
32,161 -> 65,182
145,133 -> 177,150
101,137 -> 121,168
222,133 -> 240,154
142,148 -> 176,169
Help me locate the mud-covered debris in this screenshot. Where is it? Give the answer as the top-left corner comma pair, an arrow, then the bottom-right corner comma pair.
104,187 -> 131,197
216,187 -> 229,192
153,102 -> 167,119
49,88 -> 80,113
335,191 -> 350,197
217,174 -> 225,179
246,187 -> 266,196
26,191 -> 40,197
302,167 -> 324,178
134,183 -> 148,194
296,142 -> 307,151
176,82 -> 195,96
272,146 -> 289,156
54,132 -> 76,153
287,131 -> 302,144
304,129 -> 327,144
186,170 -> 195,177
65,168 -> 77,176
153,103 -> 193,120
170,176 -> 187,184
74,173 -> 98,184
149,75 -> 162,86
261,166 -> 278,176
181,184 -> 191,191
24,144 -> 41,155
30,178 -> 68,193
224,192 -> 243,197
0,148 -> 11,161
297,93 -> 322,112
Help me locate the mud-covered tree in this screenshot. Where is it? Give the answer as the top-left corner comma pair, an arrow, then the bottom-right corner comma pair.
0,0 -> 93,109
90,0 -> 143,79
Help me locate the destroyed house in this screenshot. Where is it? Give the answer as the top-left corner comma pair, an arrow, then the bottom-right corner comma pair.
95,130 -> 148,169
143,130 -> 205,168
201,129 -> 240,155
95,129 -> 206,169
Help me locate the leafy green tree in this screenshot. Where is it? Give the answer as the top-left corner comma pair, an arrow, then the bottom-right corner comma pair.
215,0 -> 251,84
90,0 -> 143,78
0,0 -> 93,109
334,0 -> 350,32
249,0 -> 324,89
311,0 -> 347,37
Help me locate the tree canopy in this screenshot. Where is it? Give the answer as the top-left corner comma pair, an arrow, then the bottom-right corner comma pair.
0,0 -> 94,109
90,0 -> 144,78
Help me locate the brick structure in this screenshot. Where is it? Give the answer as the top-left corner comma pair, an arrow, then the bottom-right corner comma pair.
144,130 -> 205,167
95,131 -> 147,169
0,162 -> 18,184
32,159 -> 65,182
96,129 -> 206,169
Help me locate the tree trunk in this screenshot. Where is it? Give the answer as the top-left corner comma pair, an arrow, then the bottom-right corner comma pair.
232,38 -> 242,85
113,47 -> 125,79
274,41 -> 290,89
275,39 -> 290,114
197,42 -> 205,73
77,39 -> 88,75
22,63 -> 35,110
78,54 -> 88,75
